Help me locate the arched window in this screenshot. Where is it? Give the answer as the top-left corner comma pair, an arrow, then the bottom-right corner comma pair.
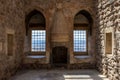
26,10 -> 46,52
73,10 -> 92,55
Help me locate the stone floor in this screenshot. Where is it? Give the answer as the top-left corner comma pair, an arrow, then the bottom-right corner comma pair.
10,69 -> 109,80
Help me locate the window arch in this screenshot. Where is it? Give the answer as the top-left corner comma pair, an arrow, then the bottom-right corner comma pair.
25,10 -> 46,52
73,10 -> 93,55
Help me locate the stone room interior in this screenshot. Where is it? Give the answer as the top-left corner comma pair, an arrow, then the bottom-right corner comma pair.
0,0 -> 119,80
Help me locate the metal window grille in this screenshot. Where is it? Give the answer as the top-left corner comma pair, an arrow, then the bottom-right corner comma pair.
32,30 -> 46,52
74,30 -> 87,52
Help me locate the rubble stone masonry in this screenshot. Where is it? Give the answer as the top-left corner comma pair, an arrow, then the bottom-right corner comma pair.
0,0 -> 25,79
96,0 -> 120,80
0,0 -> 119,80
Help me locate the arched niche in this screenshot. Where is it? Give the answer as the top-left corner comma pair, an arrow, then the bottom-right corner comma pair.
24,9 -> 46,53
52,46 -> 68,64
74,10 -> 93,35
25,10 -> 46,35
73,10 -> 93,55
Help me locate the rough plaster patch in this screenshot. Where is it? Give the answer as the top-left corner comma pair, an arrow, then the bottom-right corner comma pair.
6,28 -> 15,34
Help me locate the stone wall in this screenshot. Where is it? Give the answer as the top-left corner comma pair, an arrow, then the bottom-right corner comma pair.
0,0 -> 25,79
96,0 -> 120,80
23,0 -> 96,67
0,0 -> 119,79
0,0 -> 97,79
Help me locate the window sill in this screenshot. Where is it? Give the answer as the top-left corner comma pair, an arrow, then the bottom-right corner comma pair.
26,55 -> 46,59
106,54 -> 113,58
74,55 -> 91,59
25,51 -> 46,55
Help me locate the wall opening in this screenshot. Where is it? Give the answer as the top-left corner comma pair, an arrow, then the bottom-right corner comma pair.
105,33 -> 112,54
52,46 -> 68,64
25,10 -> 46,54
74,30 -> 87,52
7,34 -> 14,56
31,30 -> 46,52
73,10 -> 93,55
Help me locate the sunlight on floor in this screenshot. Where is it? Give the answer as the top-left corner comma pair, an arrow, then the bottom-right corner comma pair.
10,70 -> 109,80
64,74 -> 109,80
64,75 -> 92,80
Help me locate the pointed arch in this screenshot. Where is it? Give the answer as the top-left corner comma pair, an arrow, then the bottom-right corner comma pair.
25,9 -> 46,52
25,9 -> 46,35
73,10 -> 93,54
74,10 -> 93,35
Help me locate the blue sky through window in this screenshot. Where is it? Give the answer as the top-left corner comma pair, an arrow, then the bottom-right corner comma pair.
31,30 -> 46,52
74,30 -> 87,52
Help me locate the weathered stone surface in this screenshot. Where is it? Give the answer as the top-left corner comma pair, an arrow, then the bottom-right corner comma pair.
0,0 -> 119,80
22,0 -> 96,71
0,0 -> 25,79
96,0 -> 120,80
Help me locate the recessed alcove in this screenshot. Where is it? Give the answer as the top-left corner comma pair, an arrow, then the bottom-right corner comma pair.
52,46 -> 68,64
105,33 -> 112,55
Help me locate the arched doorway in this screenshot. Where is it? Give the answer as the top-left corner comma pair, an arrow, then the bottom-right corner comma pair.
52,46 -> 68,65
